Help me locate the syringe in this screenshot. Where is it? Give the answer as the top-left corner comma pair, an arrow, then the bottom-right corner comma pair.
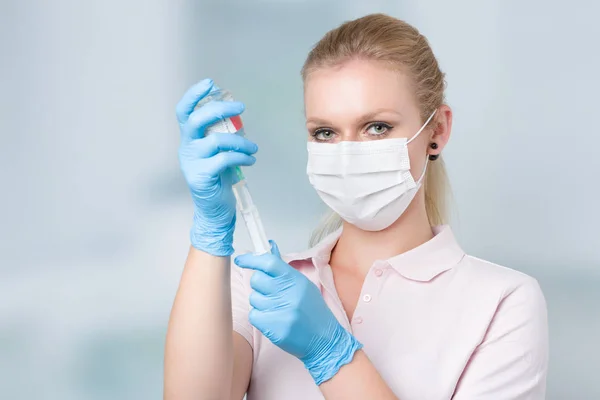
195,87 -> 271,255
231,168 -> 271,254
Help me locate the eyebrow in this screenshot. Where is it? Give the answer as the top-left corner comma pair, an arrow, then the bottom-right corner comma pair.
306,108 -> 403,126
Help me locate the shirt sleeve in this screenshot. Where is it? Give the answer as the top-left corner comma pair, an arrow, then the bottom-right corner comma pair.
453,278 -> 549,399
231,262 -> 254,347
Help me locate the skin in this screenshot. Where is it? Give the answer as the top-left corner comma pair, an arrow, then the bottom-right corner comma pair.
164,250 -> 253,400
164,58 -> 453,399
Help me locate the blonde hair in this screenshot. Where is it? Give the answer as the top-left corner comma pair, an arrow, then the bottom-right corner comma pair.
302,13 -> 450,247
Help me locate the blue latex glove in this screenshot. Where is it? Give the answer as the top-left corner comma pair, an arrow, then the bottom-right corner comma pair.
234,241 -> 363,385
176,78 -> 258,256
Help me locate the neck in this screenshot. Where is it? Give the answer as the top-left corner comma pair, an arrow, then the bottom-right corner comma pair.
330,191 -> 434,276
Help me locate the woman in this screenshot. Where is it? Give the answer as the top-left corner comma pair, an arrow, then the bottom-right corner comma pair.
164,13 -> 548,400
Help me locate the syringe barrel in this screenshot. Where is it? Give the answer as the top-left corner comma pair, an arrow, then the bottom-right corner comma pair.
233,180 -> 271,255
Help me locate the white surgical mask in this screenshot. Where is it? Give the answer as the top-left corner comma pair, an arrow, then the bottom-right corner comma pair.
306,111 -> 436,231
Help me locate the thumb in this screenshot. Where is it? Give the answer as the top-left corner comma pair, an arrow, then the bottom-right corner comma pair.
269,240 -> 281,258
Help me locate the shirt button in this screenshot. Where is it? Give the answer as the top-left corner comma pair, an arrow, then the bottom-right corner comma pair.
374,269 -> 383,277
363,294 -> 372,303
354,316 -> 363,324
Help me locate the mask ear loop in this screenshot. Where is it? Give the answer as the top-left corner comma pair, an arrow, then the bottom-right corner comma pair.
407,109 -> 437,144
416,156 -> 429,185
407,109 -> 437,185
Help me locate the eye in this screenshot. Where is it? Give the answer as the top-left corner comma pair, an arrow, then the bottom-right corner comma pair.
366,122 -> 393,136
312,129 -> 336,142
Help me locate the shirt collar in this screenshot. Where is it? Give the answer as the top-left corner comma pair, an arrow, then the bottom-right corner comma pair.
283,225 -> 465,282
283,227 -> 342,267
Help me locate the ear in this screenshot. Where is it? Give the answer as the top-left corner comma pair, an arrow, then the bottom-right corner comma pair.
428,104 -> 452,156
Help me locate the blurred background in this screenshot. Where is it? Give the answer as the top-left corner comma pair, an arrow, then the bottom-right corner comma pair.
1,0 -> 598,399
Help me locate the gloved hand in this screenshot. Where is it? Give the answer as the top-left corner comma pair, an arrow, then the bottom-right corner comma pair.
176,78 -> 258,256
234,241 -> 363,385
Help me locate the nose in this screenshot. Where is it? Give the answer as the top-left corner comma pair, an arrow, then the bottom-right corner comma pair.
337,130 -> 363,142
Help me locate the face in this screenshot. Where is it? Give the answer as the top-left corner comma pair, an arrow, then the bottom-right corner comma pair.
304,59 -> 452,173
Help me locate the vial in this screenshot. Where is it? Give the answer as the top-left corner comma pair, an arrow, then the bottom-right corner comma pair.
194,88 -> 245,137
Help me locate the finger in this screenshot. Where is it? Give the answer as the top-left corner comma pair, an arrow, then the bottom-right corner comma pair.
269,240 -> 281,258
182,100 -> 245,141
175,79 -> 214,124
188,134 -> 258,159
248,270 -> 279,295
204,151 -> 256,176
234,253 -> 285,277
249,290 -> 273,311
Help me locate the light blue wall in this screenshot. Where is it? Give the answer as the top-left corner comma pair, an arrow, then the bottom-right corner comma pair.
1,1 -> 598,398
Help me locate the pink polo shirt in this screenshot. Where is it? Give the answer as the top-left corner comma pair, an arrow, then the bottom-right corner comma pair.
231,225 -> 548,399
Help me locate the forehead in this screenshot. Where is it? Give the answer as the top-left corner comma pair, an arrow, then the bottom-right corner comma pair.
303,59 -> 415,118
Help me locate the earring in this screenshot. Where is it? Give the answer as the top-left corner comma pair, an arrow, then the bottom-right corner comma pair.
429,143 -> 439,160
